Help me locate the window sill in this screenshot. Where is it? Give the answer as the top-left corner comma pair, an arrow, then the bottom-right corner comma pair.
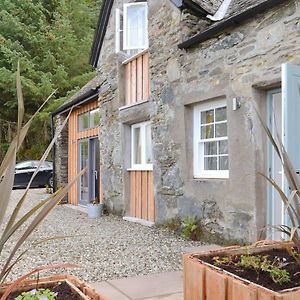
122,48 -> 149,65
193,176 -> 229,181
127,166 -> 153,171
119,100 -> 149,111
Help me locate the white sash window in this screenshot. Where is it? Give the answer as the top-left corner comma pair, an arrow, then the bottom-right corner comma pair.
131,121 -> 152,170
194,100 -> 229,178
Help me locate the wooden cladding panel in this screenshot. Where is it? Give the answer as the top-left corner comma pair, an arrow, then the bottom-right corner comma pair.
142,52 -> 150,101
136,55 -> 143,101
130,170 -> 155,222
68,100 -> 99,205
125,51 -> 150,106
131,59 -> 137,104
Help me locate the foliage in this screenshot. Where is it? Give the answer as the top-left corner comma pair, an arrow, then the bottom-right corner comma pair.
213,254 -> 291,285
257,112 -> 300,251
15,288 -> 57,300
0,65 -> 84,295
181,216 -> 198,240
0,0 -> 101,161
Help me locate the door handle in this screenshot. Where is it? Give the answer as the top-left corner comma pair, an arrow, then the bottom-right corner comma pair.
94,170 -> 98,180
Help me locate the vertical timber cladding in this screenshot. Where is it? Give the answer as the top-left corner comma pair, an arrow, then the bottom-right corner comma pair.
130,170 -> 155,222
68,100 -> 100,205
125,51 -> 150,106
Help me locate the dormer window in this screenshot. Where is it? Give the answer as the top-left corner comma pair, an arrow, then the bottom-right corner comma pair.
116,2 -> 148,56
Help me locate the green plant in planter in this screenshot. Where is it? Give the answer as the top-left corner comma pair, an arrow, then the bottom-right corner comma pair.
15,288 -> 57,300
213,253 -> 291,285
181,216 -> 198,240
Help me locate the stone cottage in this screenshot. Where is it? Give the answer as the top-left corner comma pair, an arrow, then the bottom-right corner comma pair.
52,0 -> 300,243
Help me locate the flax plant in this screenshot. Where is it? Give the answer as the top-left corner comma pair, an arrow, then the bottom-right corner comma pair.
257,111 -> 300,252
0,63 -> 84,283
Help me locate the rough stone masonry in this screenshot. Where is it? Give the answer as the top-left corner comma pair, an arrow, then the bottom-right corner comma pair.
55,0 -> 300,244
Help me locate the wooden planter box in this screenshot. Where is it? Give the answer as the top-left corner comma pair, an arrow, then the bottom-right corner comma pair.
184,242 -> 300,300
0,275 -> 108,300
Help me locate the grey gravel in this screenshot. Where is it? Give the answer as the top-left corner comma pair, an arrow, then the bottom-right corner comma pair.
1,189 -> 206,283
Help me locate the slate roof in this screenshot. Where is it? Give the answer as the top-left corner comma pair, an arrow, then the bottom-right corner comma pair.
194,0 -> 266,20
52,75 -> 101,116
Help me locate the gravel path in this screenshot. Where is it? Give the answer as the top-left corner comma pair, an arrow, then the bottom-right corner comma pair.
0,189 -> 205,283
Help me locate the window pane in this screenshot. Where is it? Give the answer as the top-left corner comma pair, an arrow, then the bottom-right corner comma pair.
80,141 -> 89,204
201,109 -> 214,124
79,113 -> 89,131
204,157 -> 217,170
90,109 -> 100,128
215,107 -> 227,122
204,142 -> 217,155
133,127 -> 142,164
219,140 -> 228,155
16,161 -> 34,170
215,123 -> 227,138
219,156 -> 229,170
125,4 -> 148,50
201,124 -> 214,139
145,124 -> 152,164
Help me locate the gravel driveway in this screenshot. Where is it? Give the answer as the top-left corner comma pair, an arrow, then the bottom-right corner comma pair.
1,189 -> 205,283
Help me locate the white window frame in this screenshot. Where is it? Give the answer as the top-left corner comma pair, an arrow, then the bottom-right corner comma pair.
115,8 -> 123,53
193,100 -> 229,179
115,2 -> 149,55
131,121 -> 152,170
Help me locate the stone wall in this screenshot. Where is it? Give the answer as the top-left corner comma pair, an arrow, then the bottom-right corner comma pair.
96,0 -> 125,214
53,113 -> 68,194
95,0 -> 300,243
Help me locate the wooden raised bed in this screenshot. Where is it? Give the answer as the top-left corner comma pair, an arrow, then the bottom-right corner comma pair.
0,275 -> 108,300
184,241 -> 300,300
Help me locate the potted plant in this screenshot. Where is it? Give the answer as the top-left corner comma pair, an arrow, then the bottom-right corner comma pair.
0,64 -> 107,300
183,112 -> 300,299
87,197 -> 104,219
0,266 -> 108,300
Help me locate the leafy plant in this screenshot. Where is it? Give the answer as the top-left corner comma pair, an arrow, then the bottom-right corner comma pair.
181,216 -> 198,240
213,253 -> 290,285
0,63 -> 84,293
237,254 -> 290,285
15,288 -> 57,300
212,256 -> 232,266
257,111 -> 300,251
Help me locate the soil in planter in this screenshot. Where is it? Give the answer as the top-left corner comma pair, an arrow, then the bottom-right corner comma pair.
199,248 -> 300,292
1,281 -> 82,300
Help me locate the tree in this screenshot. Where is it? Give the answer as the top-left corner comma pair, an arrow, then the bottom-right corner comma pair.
0,0 -> 101,160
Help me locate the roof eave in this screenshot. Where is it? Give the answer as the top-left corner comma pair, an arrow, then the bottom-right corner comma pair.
170,0 -> 210,16
89,0 -> 114,68
51,89 -> 99,116
178,0 -> 285,49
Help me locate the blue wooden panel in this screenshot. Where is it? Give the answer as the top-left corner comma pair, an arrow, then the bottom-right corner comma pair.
282,63 -> 300,173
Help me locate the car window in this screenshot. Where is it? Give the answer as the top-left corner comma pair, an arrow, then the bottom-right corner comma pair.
15,161 -> 34,170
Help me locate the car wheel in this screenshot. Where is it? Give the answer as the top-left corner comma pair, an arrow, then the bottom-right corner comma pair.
47,176 -> 53,188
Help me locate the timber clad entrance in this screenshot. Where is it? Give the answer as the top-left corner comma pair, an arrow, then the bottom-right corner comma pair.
68,100 -> 102,206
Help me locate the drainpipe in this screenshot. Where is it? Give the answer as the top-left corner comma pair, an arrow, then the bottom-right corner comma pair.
207,0 -> 233,21
50,114 -> 57,192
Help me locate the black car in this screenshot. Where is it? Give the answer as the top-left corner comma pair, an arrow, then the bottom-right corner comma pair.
13,160 -> 53,189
